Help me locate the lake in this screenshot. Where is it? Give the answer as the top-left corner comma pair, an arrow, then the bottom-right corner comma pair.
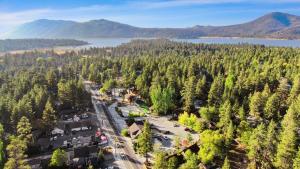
77,37 -> 300,48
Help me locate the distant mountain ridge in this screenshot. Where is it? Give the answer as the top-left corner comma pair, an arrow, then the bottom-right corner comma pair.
7,12 -> 300,39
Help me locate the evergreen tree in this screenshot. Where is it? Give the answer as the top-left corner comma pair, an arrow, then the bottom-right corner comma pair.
293,148 -> 300,169
288,75 -> 300,105
136,121 -> 153,162
262,120 -> 277,168
153,151 -> 167,169
179,150 -> 199,169
208,74 -> 224,106
46,68 -> 58,91
17,116 -> 32,145
181,76 -> 195,113
167,156 -> 178,169
217,100 -> 232,130
198,130 -> 224,164
4,137 -> 30,169
222,156 -> 230,169
275,99 -> 299,169
0,140 -> 4,169
42,98 -> 57,130
225,121 -> 234,146
247,124 -> 266,168
264,93 -> 280,120
249,92 -> 263,119
50,149 -> 67,167
195,76 -> 206,100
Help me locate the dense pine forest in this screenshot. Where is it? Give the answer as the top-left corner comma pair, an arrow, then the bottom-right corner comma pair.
1,39 -> 300,169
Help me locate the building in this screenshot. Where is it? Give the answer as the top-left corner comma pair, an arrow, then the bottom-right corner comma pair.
128,121 -> 144,139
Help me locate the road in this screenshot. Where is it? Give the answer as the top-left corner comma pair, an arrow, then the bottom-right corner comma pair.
90,91 -> 143,169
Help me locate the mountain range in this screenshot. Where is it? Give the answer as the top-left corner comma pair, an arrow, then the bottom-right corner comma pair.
7,12 -> 300,39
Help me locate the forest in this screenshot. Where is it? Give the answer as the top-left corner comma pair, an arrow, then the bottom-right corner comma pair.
0,39 -> 300,169
0,39 -> 88,52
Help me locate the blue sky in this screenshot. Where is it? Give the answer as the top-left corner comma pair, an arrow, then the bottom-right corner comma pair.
1,0 -> 300,34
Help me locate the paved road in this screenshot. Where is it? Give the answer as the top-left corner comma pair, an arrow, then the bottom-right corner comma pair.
91,91 -> 142,169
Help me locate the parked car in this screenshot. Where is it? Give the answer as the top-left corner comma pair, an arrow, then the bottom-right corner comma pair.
80,113 -> 89,119
163,136 -> 170,140
184,127 -> 191,132
116,143 -> 123,148
50,136 -> 57,141
120,153 -> 127,159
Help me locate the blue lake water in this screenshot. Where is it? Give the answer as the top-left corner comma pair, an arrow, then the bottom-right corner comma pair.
78,37 -> 300,48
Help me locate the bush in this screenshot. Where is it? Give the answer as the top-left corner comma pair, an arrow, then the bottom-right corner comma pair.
128,111 -> 145,117
121,128 -> 129,137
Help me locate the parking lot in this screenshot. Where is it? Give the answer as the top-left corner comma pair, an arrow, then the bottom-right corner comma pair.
147,116 -> 199,151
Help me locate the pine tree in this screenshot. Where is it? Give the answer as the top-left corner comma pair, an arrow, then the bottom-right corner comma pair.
42,98 -> 57,130
180,150 -> 199,169
277,78 -> 290,109
17,116 -> 32,145
181,76 -> 195,113
0,140 -> 4,169
167,156 -> 178,169
50,149 -> 67,167
247,124 -> 266,168
249,92 -> 263,119
136,121 -> 153,162
4,137 -> 30,169
262,120 -> 277,168
225,121 -> 234,146
153,151 -> 167,169
275,99 -> 299,169
195,76 -> 206,100
208,74 -> 224,106
222,156 -> 230,169
264,93 -> 280,120
293,148 -> 300,169
288,75 -> 300,105
217,100 -> 232,130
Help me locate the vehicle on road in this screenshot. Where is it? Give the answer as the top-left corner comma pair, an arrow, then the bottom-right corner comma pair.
163,136 -> 170,140
120,153 -> 127,159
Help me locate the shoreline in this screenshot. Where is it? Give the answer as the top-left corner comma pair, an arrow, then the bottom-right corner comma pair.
196,36 -> 299,41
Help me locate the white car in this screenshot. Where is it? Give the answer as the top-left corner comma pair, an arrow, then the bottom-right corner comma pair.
120,153 -> 126,158
50,136 -> 57,141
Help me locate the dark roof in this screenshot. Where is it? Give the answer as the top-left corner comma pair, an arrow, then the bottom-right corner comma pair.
74,146 -> 99,158
74,147 -> 89,158
66,120 -> 95,129
40,158 -> 51,169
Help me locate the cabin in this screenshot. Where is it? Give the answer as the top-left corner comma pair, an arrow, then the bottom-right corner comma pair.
128,121 -> 144,139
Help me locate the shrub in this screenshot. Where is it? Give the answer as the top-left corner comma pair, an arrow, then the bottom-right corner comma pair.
121,128 -> 129,137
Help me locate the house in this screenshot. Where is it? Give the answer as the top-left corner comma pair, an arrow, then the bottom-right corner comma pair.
128,121 -> 144,139
65,120 -> 95,134
112,88 -> 126,97
72,146 -> 99,169
124,94 -> 136,104
74,145 -> 99,158
194,100 -> 203,110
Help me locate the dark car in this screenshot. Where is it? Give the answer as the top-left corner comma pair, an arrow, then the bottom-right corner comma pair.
184,127 -> 191,132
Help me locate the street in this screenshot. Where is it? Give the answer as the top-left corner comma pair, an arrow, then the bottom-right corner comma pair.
91,90 -> 143,169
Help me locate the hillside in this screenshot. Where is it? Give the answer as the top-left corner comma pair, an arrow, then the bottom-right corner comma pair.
7,12 -> 300,39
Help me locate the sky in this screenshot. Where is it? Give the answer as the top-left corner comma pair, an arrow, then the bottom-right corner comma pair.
1,0 -> 300,34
